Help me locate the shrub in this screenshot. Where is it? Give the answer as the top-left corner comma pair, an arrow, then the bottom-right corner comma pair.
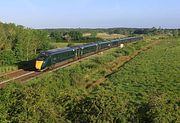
0,50 -> 17,65
118,46 -> 135,56
91,55 -> 115,65
56,87 -> 133,123
146,94 -> 180,123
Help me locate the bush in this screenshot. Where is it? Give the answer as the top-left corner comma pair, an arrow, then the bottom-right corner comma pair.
91,55 -> 115,65
56,87 -> 133,123
118,46 -> 135,56
0,83 -> 67,123
133,41 -> 147,50
146,94 -> 180,123
0,50 -> 17,65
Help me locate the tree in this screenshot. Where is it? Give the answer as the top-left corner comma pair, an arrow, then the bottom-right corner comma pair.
49,31 -> 63,41
0,50 -> 16,65
0,24 -> 9,50
63,32 -> 71,42
172,29 -> 179,37
67,31 -> 83,41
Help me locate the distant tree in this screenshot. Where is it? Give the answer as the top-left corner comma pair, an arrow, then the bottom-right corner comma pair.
112,29 -> 121,34
68,31 -> 83,41
172,29 -> 179,37
49,31 -> 63,41
134,29 -> 144,34
63,32 -> 71,42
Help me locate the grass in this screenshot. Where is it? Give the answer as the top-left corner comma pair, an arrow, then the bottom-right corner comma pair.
102,37 -> 180,122
107,37 -> 180,96
0,65 -> 18,75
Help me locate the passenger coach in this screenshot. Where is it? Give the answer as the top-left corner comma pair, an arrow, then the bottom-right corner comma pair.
35,36 -> 143,70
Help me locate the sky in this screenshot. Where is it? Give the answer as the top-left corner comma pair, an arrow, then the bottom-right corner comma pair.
0,0 -> 180,29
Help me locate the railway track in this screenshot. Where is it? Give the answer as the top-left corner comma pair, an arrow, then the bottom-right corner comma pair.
0,69 -> 24,78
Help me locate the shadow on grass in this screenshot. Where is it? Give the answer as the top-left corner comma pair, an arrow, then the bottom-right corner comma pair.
16,59 -> 36,71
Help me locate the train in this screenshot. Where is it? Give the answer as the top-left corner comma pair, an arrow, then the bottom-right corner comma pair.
35,36 -> 143,71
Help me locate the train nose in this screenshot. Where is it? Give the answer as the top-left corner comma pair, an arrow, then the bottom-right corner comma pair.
35,61 -> 43,70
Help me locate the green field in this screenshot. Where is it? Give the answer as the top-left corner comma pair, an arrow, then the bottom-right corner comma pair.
0,37 -> 179,123
105,37 -> 180,122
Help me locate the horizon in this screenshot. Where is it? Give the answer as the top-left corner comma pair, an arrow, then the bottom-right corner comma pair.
1,23 -> 179,30
0,0 -> 180,29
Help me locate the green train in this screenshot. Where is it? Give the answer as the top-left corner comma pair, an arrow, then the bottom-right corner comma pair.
35,36 -> 143,70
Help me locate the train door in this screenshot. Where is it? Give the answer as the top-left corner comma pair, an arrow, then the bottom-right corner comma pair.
96,44 -> 98,52
75,47 -> 81,59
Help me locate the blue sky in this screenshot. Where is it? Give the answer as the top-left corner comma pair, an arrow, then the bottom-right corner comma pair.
0,0 -> 180,28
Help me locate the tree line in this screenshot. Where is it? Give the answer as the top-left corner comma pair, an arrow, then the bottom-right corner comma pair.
45,27 -> 180,42
48,30 -> 102,43
0,22 -> 50,66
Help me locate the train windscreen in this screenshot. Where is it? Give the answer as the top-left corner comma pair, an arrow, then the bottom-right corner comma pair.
37,52 -> 48,61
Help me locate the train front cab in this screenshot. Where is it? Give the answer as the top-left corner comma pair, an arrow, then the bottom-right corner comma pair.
35,52 -> 49,71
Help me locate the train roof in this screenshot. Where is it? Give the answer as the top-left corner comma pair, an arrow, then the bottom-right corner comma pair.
98,40 -> 111,44
40,36 -> 143,56
79,42 -> 98,48
45,47 -> 75,55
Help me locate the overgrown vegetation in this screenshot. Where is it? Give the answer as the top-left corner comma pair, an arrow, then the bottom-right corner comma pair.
0,36 -> 179,122
106,37 -> 180,122
0,21 -> 180,122
0,22 -> 50,72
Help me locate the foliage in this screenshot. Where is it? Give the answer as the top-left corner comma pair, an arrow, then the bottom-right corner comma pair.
0,38 -> 148,122
49,30 -> 101,43
0,26 -> 180,123
172,29 -> 179,37
107,38 -> 180,122
146,93 -> 180,123
0,49 -> 16,65
56,86 -> 133,123
0,23 -> 50,66
0,65 -> 18,73
45,27 -> 179,39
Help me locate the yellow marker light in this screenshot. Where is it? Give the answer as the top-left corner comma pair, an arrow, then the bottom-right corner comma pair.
35,61 -> 43,70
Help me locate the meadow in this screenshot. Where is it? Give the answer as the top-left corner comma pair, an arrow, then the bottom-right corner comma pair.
106,37 -> 180,122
